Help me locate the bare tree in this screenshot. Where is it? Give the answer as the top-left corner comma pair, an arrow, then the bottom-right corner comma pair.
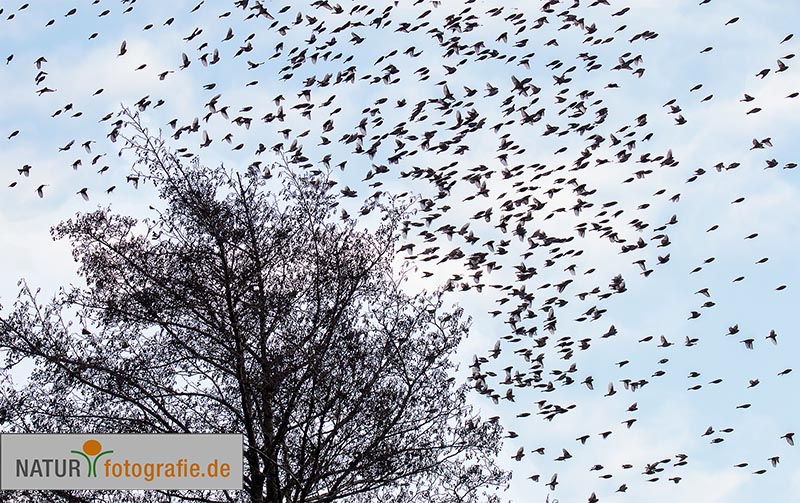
0,111 -> 508,503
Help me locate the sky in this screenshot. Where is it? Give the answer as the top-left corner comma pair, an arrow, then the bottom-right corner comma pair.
0,0 -> 799,502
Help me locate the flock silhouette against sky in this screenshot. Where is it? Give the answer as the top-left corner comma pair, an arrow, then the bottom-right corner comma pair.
1,0 -> 799,501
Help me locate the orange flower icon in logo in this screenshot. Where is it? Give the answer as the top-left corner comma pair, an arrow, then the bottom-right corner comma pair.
71,439 -> 114,477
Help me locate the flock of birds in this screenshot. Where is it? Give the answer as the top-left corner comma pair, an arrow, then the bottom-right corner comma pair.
1,0 -> 798,501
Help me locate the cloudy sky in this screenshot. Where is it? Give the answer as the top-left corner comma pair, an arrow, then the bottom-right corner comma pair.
1,0 -> 799,502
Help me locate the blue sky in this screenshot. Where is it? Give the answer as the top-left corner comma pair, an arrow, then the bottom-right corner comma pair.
1,0 -> 799,502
